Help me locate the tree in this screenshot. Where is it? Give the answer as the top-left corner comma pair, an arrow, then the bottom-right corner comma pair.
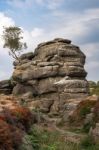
2,26 -> 27,61
88,81 -> 96,88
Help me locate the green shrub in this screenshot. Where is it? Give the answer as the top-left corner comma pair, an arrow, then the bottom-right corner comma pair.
92,87 -> 99,95
23,126 -> 99,150
27,128 -> 40,150
89,84 -> 99,96
82,123 -> 92,133
23,126 -> 80,150
80,135 -> 95,149
88,81 -> 96,88
80,107 -> 91,118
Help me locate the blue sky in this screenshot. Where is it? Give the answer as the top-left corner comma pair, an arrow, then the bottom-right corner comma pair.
0,0 -> 99,81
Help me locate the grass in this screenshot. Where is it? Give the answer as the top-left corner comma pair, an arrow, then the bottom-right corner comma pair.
80,135 -> 99,150
21,125 -> 99,150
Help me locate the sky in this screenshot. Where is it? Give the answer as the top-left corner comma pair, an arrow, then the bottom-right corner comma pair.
0,0 -> 99,81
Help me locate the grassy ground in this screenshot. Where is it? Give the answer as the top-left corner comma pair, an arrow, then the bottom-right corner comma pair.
21,125 -> 99,150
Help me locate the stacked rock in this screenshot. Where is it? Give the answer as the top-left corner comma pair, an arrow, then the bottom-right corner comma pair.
0,80 -> 13,94
11,38 -> 88,114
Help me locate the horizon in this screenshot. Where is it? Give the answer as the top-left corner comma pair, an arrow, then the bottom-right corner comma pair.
0,0 -> 99,81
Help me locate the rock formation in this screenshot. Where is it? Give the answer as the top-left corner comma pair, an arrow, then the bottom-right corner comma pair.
0,80 -> 13,94
9,38 -> 89,115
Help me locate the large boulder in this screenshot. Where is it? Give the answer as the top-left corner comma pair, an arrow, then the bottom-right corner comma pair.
11,38 -> 89,115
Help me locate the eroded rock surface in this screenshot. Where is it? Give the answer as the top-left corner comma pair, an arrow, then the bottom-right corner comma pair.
0,80 -> 13,94
0,38 -> 89,115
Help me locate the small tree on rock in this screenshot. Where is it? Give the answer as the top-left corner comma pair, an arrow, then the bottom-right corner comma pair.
2,26 -> 27,61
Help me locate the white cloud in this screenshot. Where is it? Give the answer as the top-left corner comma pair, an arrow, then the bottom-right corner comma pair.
53,8 -> 99,39
0,12 -> 15,80
46,0 -> 64,10
1,8 -> 99,52
7,0 -> 33,8
0,71 -> 7,80
0,12 -> 15,56
0,69 -> 13,80
86,8 -> 99,20
21,8 -> 99,57
0,12 -> 15,35
22,28 -> 45,52
7,0 -> 64,10
81,43 -> 99,58
0,13 -> 14,28
86,61 -> 99,70
36,0 -> 44,4
31,28 -> 44,37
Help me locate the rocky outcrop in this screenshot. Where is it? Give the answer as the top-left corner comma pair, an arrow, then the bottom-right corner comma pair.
10,38 -> 88,115
0,80 -> 13,94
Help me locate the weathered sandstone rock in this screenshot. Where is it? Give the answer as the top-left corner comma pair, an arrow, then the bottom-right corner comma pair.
0,80 -> 13,94
0,38 -> 89,116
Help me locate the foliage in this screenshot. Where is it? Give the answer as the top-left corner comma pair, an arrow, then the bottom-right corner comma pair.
3,106 -> 35,131
82,122 -> 93,133
0,106 -> 35,149
69,100 -> 96,126
2,26 -> 27,60
89,81 -> 99,96
27,128 -> 40,149
80,106 -> 91,118
93,100 -> 99,121
88,81 -> 96,88
80,135 -> 95,149
0,118 -> 22,150
91,87 -> 99,96
23,126 -> 99,150
23,127 -> 80,150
